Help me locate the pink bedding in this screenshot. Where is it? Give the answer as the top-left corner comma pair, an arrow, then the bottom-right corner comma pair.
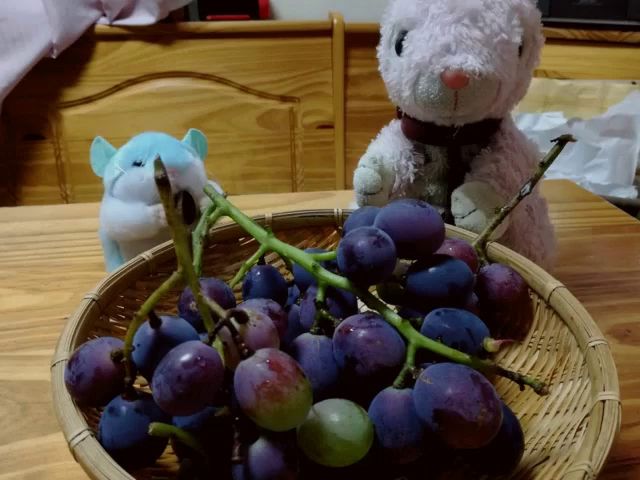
0,0 -> 191,111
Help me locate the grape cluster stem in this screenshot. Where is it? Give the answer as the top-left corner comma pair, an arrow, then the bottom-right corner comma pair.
472,135 -> 576,265
202,185 -> 550,396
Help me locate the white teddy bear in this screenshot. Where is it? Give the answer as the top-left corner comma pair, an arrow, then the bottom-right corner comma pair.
353,0 -> 556,269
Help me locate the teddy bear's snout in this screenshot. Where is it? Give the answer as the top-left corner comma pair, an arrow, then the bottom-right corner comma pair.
440,69 -> 470,91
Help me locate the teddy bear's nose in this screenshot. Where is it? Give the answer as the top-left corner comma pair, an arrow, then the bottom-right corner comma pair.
440,69 -> 470,90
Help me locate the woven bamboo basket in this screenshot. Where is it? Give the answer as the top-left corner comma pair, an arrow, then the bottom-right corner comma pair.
51,210 -> 621,480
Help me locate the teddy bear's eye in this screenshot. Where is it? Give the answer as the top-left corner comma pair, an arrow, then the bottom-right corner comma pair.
395,30 -> 408,56
518,42 -> 524,58
132,159 -> 144,167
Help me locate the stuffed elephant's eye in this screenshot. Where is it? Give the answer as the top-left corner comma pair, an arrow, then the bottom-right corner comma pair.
132,159 -> 144,167
395,30 -> 408,56
518,42 -> 524,57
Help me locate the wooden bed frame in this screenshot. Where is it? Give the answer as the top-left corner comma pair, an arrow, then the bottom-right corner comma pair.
1,14 -> 639,206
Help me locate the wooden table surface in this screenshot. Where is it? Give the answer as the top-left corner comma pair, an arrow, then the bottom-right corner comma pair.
0,179 -> 639,479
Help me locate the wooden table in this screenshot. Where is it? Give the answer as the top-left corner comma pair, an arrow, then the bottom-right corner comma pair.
0,179 -> 639,479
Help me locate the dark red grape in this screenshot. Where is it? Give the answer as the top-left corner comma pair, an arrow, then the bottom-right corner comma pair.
64,336 -> 125,407
337,226 -> 397,286
98,391 -> 170,469
290,333 -> 340,400
219,308 -> 280,369
151,340 -> 225,416
179,277 -> 236,332
234,348 -> 312,432
463,402 -> 525,475
475,263 -> 533,340
435,237 -> 479,273
132,315 -> 200,380
368,387 -> 425,464
373,199 -> 445,259
413,363 -> 503,449
292,248 -> 337,292
332,313 -> 406,391
241,298 -> 288,342
420,308 -> 490,356
405,255 -> 475,309
343,206 -> 381,236
243,434 -> 299,480
299,286 -> 358,331
242,265 -> 288,307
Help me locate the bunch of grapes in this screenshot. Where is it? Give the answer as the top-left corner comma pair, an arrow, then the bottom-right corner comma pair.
63,192 -> 539,480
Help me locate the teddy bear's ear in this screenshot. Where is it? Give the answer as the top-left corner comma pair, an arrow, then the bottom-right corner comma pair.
90,136 -> 117,178
182,128 -> 208,161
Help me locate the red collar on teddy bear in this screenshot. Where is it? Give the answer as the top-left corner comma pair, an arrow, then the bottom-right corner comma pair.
397,108 -> 503,147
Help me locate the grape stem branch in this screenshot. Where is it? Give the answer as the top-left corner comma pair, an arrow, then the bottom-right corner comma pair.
193,204 -> 223,277
154,158 -> 217,336
148,422 -> 208,458
229,244 -> 269,288
472,134 -> 576,265
204,185 -> 549,396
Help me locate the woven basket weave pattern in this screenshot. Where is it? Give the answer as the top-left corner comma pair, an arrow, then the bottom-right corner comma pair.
51,211 -> 621,480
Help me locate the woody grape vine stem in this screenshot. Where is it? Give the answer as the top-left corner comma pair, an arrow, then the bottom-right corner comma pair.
472,134 -> 576,265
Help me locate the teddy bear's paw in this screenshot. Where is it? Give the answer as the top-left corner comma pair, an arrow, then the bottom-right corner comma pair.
353,164 -> 388,207
451,181 -> 509,238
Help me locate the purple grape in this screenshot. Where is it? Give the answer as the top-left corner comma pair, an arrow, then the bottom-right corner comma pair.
233,348 -> 312,432
475,263 -> 533,340
397,305 -> 429,323
132,315 -> 200,380
286,284 -> 301,308
463,292 -> 481,316
292,248 -> 337,292
219,308 -> 281,369
151,340 -> 225,416
64,336 -> 125,407
463,402 -> 525,475
435,237 -> 479,273
299,286 -> 358,331
179,277 -> 236,332
282,304 -> 304,351
290,333 -> 340,400
337,226 -> 397,286
412,363 -> 503,449
244,434 -> 299,480
241,298 -> 288,342
368,387 -> 425,464
242,265 -> 288,307
172,406 -> 232,470
420,308 -> 490,356
373,199 -> 445,259
332,313 -> 406,384
343,206 -> 381,236
98,391 -> 170,469
405,255 -> 475,309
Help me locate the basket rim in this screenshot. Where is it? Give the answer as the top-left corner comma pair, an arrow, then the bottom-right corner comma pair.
50,209 -> 622,480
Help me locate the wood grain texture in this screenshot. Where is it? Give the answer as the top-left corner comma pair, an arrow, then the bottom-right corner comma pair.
0,180 -> 638,479
0,22 -> 341,205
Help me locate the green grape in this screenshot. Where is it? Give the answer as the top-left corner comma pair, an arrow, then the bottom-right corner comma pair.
296,398 -> 374,468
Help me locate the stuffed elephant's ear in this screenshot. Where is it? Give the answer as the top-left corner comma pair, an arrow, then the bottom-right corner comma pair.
90,136 -> 117,178
182,128 -> 208,161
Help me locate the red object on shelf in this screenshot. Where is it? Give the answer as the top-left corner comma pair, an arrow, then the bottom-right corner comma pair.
200,0 -> 270,21
258,0 -> 270,19
206,14 -> 252,21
